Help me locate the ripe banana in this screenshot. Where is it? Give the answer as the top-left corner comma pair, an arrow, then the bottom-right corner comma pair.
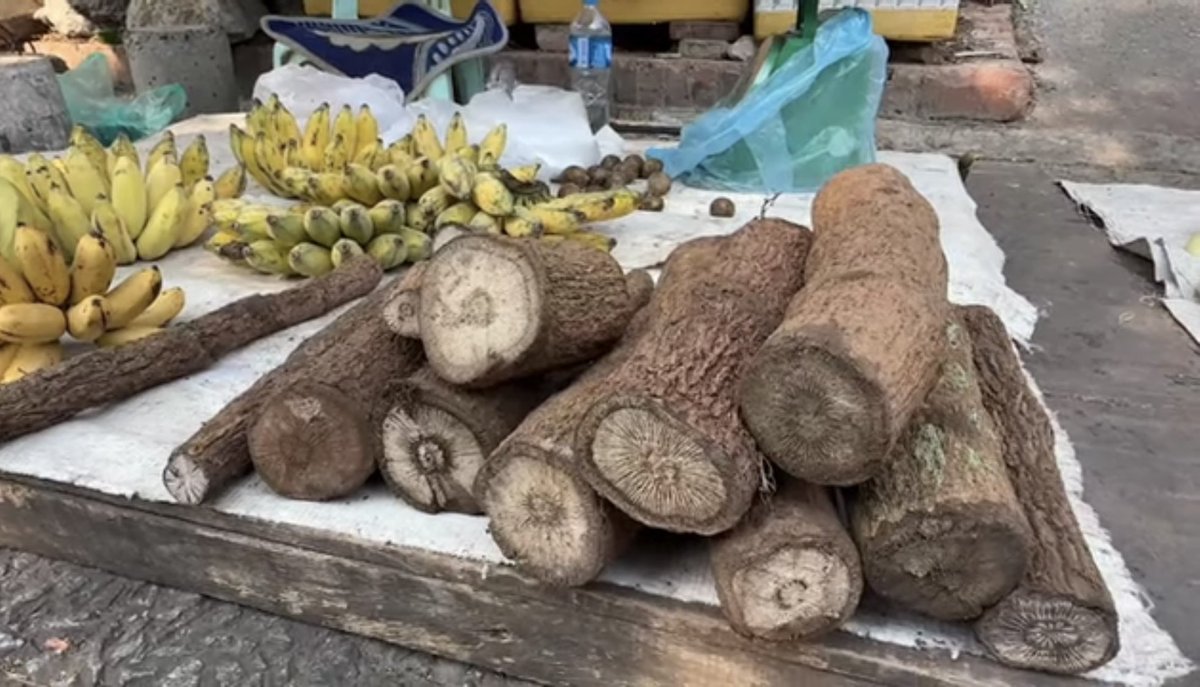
542,189 -> 640,222
415,186 -> 454,227
377,165 -> 412,201
44,184 -> 90,259
64,148 -> 110,216
332,105 -> 358,159
339,205 -> 374,244
179,135 -> 211,189
0,342 -> 14,373
467,210 -> 502,235
274,167 -> 314,200
411,115 -> 444,161
273,104 -> 302,144
435,202 -> 477,229
471,172 -> 515,216
146,160 -> 183,213
354,105 -> 379,159
392,134 -> 415,158
97,326 -> 162,348
444,112 -> 468,153
214,165 -> 247,199
330,238 -> 364,268
344,164 -> 384,205
111,132 -> 141,169
302,103 -> 331,170
523,206 -> 584,235
322,134 -> 350,173
398,227 -> 433,262
453,144 -> 479,165
0,156 -> 45,218
306,172 -> 346,206
69,232 -> 117,304
204,230 -> 245,260
406,157 -> 439,197
146,131 -> 178,173
287,242 -> 335,277
137,186 -> 187,260
0,254 -> 34,305
92,200 -> 138,265
438,155 -> 477,200
353,139 -> 382,168
175,198 -> 214,249
368,200 -> 405,234
71,126 -> 110,183
366,233 -> 407,270
66,294 -> 110,341
0,303 -> 67,344
479,124 -> 507,167
0,180 -> 22,265
234,207 -> 274,241
1,341 -> 63,382
105,267 -> 163,329
110,156 -> 149,240
24,154 -> 56,210
303,207 -> 342,248
243,240 -> 294,275
266,213 -> 307,248
129,286 -> 185,328
503,208 -> 543,238
547,231 -> 617,253
14,226 -> 70,305
510,164 -> 541,183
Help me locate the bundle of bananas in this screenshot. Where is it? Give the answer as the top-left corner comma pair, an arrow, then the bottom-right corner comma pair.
204,197 -> 432,277
0,126 -> 246,271
0,226 -> 186,383
229,95 -> 638,252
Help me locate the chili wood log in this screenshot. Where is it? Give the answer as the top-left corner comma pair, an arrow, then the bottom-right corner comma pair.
711,480 -> 863,641
0,256 -> 382,445
963,305 -> 1119,674
740,165 -> 949,486
851,316 -> 1032,621
574,219 -> 813,535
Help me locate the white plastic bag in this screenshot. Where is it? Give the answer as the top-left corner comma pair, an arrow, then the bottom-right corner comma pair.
253,64 -> 410,131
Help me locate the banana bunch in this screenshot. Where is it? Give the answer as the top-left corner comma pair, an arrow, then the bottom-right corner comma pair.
203,197 -> 432,278
0,225 -> 188,382
0,126 -> 247,271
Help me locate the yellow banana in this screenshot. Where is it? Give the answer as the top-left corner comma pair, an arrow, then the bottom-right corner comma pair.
392,134 -> 414,158
344,164 -> 384,205
24,154 -> 55,211
330,238 -> 364,268
0,180 -> 21,265
273,103 -> 302,143
105,267 -> 163,329
63,148 -> 109,216
97,326 -> 162,348
0,254 -> 34,305
110,156 -> 149,241
1,341 -> 63,381
286,242 -> 335,277
91,200 -> 137,265
454,145 -> 479,165
366,233 -> 407,270
175,188 -> 215,248
435,202 -> 478,229
229,124 -> 249,166
410,186 -> 453,232
234,207 -> 275,241
243,240 -> 294,275
111,132 -> 140,169
0,156 -> 44,214
66,294 -> 110,341
470,171 -> 515,216
332,105 -> 358,158
129,286 -> 185,328
204,230 -> 245,261
302,207 -> 342,248
145,159 -> 183,213
179,135 -> 211,189
370,146 -> 391,172
467,210 -> 502,235
387,143 -> 414,169
405,157 -> 438,197
266,213 -> 307,248
354,105 -> 379,159
0,303 -> 67,344
411,115 -> 444,161
398,227 -> 433,262
284,138 -> 304,169
444,112 -> 468,153
306,173 -> 347,206
146,131 -> 178,173
479,124 -> 507,166
509,163 -> 541,183
541,189 -> 640,222
45,184 -> 90,259
352,138 -> 382,167
70,126 -> 110,183
255,132 -> 285,175
322,134 -> 350,174
302,103 -> 331,170
246,98 -> 270,136
377,165 -> 412,201
214,165 -> 247,199
137,186 -> 187,260
69,232 -> 117,304
274,166 -> 314,200
339,205 -> 374,244
524,206 -> 584,235
0,343 -> 15,373
368,200 -> 405,234
503,208 -> 543,238
437,155 -> 477,200
14,226 -> 70,305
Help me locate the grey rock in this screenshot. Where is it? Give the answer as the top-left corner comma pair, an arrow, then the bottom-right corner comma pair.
727,35 -> 757,62
126,0 -> 267,42
0,55 -> 71,153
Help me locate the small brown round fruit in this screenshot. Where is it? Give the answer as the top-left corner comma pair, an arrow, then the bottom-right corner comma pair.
623,154 -> 644,175
590,167 -> 611,185
607,171 -> 629,189
561,165 -> 589,186
601,154 -> 622,169
557,182 -> 581,198
617,161 -> 640,182
647,172 -> 672,197
709,197 -> 736,218
639,195 -> 664,212
642,158 -> 664,178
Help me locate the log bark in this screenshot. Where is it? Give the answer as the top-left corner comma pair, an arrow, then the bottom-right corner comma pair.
963,305 -> 1119,674
248,281 -> 426,501
381,262 -> 427,339
740,165 -> 949,487
851,315 -> 1032,621
379,365 -> 550,514
1,256 -> 382,446
574,219 -> 813,535
711,480 -> 863,641
418,235 -> 644,388
161,259 -> 396,505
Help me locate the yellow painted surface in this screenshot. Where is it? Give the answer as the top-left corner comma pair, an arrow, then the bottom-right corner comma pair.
754,8 -> 958,42
303,0 -> 518,24
518,0 -> 749,24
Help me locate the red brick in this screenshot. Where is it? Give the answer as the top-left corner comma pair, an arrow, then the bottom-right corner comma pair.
883,61 -> 1033,122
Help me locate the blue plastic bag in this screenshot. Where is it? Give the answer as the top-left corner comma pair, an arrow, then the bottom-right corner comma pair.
649,9 -> 887,193
57,54 -> 187,145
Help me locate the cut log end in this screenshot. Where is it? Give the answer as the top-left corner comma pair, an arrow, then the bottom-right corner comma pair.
740,341 -> 884,486
420,238 -> 542,385
977,591 -> 1118,674
380,401 -> 485,514
249,383 -> 375,501
730,544 -> 857,640
382,262 -> 427,338
162,453 -> 208,505
480,451 -> 610,587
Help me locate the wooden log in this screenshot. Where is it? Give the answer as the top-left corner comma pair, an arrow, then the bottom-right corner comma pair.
574,219 -> 813,535
381,262 -> 427,339
962,305 -> 1119,674
418,235 -> 644,388
850,315 -> 1032,621
248,281 -> 426,501
740,165 -> 949,487
378,365 -> 550,514
1,256 -> 382,446
711,480 -> 863,641
161,259 -> 393,505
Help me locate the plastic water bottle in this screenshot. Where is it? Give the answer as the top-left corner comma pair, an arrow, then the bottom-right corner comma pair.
569,0 -> 613,132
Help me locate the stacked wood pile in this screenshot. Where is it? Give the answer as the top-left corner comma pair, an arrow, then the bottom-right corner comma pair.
160,164 -> 1118,676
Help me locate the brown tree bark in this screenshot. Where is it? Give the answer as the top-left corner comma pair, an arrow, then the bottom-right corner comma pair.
0,256 -> 382,445
963,305 -> 1119,674
160,260 -> 403,505
851,315 -> 1032,621
381,262 -> 427,339
418,235 -> 645,388
573,219 -> 813,535
247,281 -> 426,501
711,480 -> 863,641
740,165 -> 949,487
379,365 -> 551,514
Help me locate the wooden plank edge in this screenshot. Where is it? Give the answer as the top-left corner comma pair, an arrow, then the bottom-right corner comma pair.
0,472 -> 1084,687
